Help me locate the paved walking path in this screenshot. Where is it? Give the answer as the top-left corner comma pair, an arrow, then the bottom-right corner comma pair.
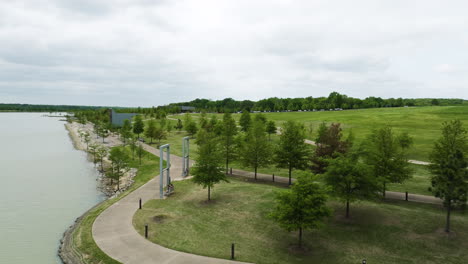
92,139 -> 439,264
92,143 -> 246,264
229,169 -> 443,205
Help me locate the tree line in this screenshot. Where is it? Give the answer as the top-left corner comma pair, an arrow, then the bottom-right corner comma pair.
167,92 -> 465,113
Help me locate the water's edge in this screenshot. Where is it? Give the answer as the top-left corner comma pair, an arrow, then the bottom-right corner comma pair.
58,124 -> 109,264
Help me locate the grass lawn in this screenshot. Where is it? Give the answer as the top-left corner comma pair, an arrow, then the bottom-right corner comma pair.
387,164 -> 433,196
171,105 -> 468,161
72,146 -> 160,264
134,177 -> 468,264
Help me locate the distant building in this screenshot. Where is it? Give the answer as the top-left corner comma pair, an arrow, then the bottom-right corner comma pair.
108,109 -> 138,127
180,106 -> 196,112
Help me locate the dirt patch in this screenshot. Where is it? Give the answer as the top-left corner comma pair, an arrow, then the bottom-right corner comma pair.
288,244 -> 311,255
435,228 -> 457,238
152,214 -> 169,223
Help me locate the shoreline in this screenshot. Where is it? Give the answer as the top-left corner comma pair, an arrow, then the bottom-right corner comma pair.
59,123 -> 108,264
59,121 -> 136,264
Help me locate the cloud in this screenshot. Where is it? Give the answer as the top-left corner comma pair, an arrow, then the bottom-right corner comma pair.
0,0 -> 467,106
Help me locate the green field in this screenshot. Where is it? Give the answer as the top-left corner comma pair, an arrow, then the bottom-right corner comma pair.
170,106 -> 468,161
72,146 -> 159,264
133,177 -> 468,264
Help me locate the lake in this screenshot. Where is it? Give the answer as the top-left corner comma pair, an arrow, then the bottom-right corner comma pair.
0,113 -> 105,263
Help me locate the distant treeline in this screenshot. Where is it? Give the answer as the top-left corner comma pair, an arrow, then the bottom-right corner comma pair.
1,92 -> 466,114
163,92 -> 466,113
0,103 -> 107,112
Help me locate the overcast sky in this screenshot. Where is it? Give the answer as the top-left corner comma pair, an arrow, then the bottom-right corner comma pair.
0,0 -> 467,107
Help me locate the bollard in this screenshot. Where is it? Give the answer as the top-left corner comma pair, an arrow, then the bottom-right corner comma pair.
272,174 -> 275,182
230,168 -> 233,175
405,192 -> 408,201
139,198 -> 142,209
145,224 -> 148,238
231,243 -> 235,260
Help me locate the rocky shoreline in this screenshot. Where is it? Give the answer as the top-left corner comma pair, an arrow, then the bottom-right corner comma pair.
58,122 -> 137,264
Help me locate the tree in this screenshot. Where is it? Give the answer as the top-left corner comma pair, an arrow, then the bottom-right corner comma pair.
96,121 -> 109,143
166,120 -> 173,134
364,127 -> 413,197
239,110 -> 251,132
153,125 -> 168,146
192,129 -> 228,201
95,146 -> 108,173
129,136 -> 137,160
145,119 -> 157,144
137,143 -> 145,165
271,173 -> 331,248
108,147 -> 130,191
174,119 -> 183,131
324,149 -> 378,218
83,132 -> 91,150
88,143 -> 99,166
186,120 -> 198,138
121,119 -> 133,144
220,112 -> 238,173
241,120 -> 271,180
275,121 -> 310,185
311,123 -> 350,173
266,120 -> 277,141
133,115 -> 144,139
429,120 -> 467,233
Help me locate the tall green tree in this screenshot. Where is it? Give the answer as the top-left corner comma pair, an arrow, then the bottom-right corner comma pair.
192,129 -> 228,201
275,121 -> 310,185
364,127 -> 413,197
153,125 -> 168,146
133,115 -> 144,139
174,119 -> 183,132
324,149 -> 378,218
241,120 -> 271,180
184,114 -> 198,137
266,120 -> 277,141
145,119 -> 157,144
429,120 -> 468,233
96,146 -> 108,173
239,110 -> 251,132
137,143 -> 145,165
121,119 -> 133,144
108,147 -> 130,191
311,123 -> 350,173
271,173 -> 331,248
83,132 -> 91,150
220,112 -> 238,173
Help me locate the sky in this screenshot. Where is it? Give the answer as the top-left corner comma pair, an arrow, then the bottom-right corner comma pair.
0,0 -> 467,107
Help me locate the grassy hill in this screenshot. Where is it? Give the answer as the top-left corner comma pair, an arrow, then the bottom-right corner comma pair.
175,105 -> 468,162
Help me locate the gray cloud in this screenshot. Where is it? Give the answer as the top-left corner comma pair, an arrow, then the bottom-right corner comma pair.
0,0 -> 467,107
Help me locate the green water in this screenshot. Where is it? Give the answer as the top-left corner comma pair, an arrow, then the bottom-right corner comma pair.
0,113 -> 105,263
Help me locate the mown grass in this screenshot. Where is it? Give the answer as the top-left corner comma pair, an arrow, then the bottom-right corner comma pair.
72,146 -> 160,264
172,106 -> 468,161
134,177 -> 468,264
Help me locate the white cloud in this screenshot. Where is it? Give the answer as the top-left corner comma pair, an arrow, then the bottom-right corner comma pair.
0,0 -> 467,106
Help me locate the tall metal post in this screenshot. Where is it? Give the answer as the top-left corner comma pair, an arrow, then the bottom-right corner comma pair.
159,144 -> 171,199
182,136 -> 190,177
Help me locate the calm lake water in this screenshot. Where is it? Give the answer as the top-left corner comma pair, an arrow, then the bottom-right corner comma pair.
0,113 -> 105,263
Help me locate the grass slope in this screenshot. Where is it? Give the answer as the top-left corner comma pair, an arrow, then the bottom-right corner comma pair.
134,178 -> 468,264
174,106 -> 468,161
72,146 -> 160,264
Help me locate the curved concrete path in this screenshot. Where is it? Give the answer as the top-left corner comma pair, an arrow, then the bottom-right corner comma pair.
92,143 -> 246,264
